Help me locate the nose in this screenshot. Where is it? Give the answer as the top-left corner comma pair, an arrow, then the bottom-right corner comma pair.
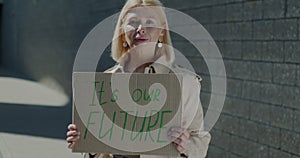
136,24 -> 145,34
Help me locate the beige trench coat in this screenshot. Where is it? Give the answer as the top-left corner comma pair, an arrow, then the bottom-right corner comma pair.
84,56 -> 211,158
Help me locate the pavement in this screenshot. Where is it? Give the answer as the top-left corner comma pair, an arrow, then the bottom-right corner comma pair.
0,133 -> 82,158
0,68 -> 82,158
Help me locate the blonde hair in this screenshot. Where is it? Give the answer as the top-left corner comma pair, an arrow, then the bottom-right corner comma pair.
111,0 -> 174,63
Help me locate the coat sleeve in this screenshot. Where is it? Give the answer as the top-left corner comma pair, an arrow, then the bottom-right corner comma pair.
181,74 -> 211,158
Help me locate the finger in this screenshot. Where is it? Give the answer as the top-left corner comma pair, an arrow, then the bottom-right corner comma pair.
182,130 -> 190,139
66,135 -> 80,142
168,131 -> 189,141
68,124 -> 77,130
67,142 -> 75,149
168,131 -> 181,138
172,138 -> 189,149
170,128 -> 190,140
170,127 -> 184,133
172,138 -> 181,145
170,127 -> 187,137
67,130 -> 80,137
180,131 -> 190,140
174,144 -> 185,153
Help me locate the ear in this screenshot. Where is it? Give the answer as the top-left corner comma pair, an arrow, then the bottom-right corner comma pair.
159,23 -> 166,36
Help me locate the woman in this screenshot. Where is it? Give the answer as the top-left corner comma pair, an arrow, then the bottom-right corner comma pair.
67,0 -> 211,157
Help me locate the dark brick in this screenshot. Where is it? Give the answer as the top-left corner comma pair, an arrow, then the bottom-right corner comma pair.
214,114 -> 240,135
195,40 -> 224,59
263,0 -> 285,19
294,110 -> 300,132
257,124 -> 281,148
222,97 -> 250,119
226,3 -> 243,22
211,129 -> 231,151
228,154 -> 239,158
224,23 -> 237,40
250,102 -> 271,124
221,23 -> 235,40
273,63 -> 297,85
243,1 -> 263,20
243,62 -> 273,82
270,106 -> 294,130
269,148 -> 292,158
206,146 -> 230,158
287,0 -> 300,17
299,16 -> 300,40
238,22 -> 252,40
281,130 -> 300,155
226,78 -> 243,97
211,5 -> 227,23
185,7 -> 212,24
242,81 -> 262,101
226,0 -> 244,3
164,0 -> 199,10
229,153 -> 243,158
282,86 -> 300,109
226,22 -> 252,40
259,83 -> 283,105
168,8 -> 203,27
169,30 -> 185,42
225,60 -> 246,79
273,19 -> 297,40
171,24 -> 213,42
217,41 -> 226,58
200,91 -> 210,110
225,61 -> 272,82
297,65 -> 300,86
238,119 -> 259,141
206,23 -> 227,40
242,42 -> 262,61
194,0 -> 220,7
173,41 -> 200,58
285,42 -> 300,64
253,20 -> 274,40
189,58 -> 209,75
262,41 -> 284,62
89,0 -> 123,12
223,41 -> 242,59
231,136 -> 269,157
201,75 -> 211,92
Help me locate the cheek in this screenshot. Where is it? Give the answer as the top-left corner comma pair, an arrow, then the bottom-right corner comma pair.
124,25 -> 135,33
148,29 -> 163,41
123,26 -> 135,43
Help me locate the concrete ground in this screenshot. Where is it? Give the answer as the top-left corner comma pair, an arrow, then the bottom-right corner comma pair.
0,68 -> 82,158
0,133 -> 82,158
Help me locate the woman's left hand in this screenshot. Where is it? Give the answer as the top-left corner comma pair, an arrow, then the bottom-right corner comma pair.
168,127 -> 190,154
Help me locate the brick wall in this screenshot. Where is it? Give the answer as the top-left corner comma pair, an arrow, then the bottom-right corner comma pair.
163,0 -> 300,157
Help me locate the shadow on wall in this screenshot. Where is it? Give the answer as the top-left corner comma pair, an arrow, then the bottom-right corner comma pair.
0,102 -> 72,139
0,69 -> 72,139
0,46 -> 115,140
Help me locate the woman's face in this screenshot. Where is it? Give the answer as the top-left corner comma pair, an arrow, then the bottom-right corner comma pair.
122,6 -> 165,48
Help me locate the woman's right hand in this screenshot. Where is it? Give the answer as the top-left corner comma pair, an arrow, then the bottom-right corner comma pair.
66,124 -> 80,149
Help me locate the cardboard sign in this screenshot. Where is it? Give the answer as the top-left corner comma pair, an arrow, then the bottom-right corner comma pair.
72,72 -> 183,156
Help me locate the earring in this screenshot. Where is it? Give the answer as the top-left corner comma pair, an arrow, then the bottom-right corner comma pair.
157,36 -> 163,48
123,42 -> 128,47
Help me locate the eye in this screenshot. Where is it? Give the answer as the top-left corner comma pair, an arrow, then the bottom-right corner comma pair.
146,19 -> 154,25
127,19 -> 140,28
